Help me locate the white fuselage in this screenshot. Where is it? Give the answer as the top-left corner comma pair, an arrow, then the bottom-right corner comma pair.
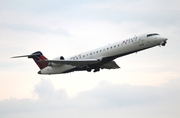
40,33 -> 167,74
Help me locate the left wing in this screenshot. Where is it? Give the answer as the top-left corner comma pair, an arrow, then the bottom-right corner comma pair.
41,59 -> 101,67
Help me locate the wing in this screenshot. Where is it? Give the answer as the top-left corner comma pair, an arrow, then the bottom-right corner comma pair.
100,61 -> 120,69
41,59 -> 101,67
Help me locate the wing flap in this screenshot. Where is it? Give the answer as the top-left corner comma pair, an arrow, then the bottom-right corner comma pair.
101,61 -> 120,69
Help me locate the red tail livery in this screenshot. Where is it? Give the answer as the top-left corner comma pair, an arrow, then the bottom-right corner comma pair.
28,51 -> 48,69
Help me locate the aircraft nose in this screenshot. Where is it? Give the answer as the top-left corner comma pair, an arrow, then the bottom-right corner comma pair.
38,70 -> 41,74
161,36 -> 168,41
163,37 -> 168,41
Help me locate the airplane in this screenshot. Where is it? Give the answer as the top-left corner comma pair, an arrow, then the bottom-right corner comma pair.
12,33 -> 167,75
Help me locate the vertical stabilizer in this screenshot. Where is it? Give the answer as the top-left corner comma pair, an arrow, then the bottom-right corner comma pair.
28,51 -> 48,69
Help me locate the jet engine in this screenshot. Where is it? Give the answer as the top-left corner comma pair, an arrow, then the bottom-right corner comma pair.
48,56 -> 65,67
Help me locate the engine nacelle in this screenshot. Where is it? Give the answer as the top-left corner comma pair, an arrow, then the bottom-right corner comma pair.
47,56 -> 65,67
60,56 -> 65,60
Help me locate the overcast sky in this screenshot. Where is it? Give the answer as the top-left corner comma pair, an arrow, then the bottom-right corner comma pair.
1,0 -> 180,118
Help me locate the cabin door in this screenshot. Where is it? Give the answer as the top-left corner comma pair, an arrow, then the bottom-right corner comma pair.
138,37 -> 144,46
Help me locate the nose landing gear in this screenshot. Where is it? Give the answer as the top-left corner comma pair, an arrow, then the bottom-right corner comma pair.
160,41 -> 167,46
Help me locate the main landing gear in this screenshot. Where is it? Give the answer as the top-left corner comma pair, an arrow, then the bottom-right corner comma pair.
93,68 -> 100,72
86,68 -> 100,73
87,68 -> 91,72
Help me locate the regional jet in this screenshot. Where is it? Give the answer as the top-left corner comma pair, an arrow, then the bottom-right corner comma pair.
12,33 -> 167,75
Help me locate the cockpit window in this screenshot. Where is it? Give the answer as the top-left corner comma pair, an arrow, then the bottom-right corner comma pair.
147,33 -> 159,37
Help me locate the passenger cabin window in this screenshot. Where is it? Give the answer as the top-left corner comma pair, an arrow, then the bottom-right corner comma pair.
147,33 -> 159,37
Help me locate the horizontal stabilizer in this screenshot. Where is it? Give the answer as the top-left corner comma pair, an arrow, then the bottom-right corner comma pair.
11,55 -> 31,58
11,51 -> 48,69
11,52 -> 43,58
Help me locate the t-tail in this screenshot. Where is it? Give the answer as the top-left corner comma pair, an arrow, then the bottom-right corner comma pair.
11,51 -> 48,69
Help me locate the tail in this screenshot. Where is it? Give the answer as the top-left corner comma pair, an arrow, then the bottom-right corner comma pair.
28,51 -> 48,69
11,51 -> 48,69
